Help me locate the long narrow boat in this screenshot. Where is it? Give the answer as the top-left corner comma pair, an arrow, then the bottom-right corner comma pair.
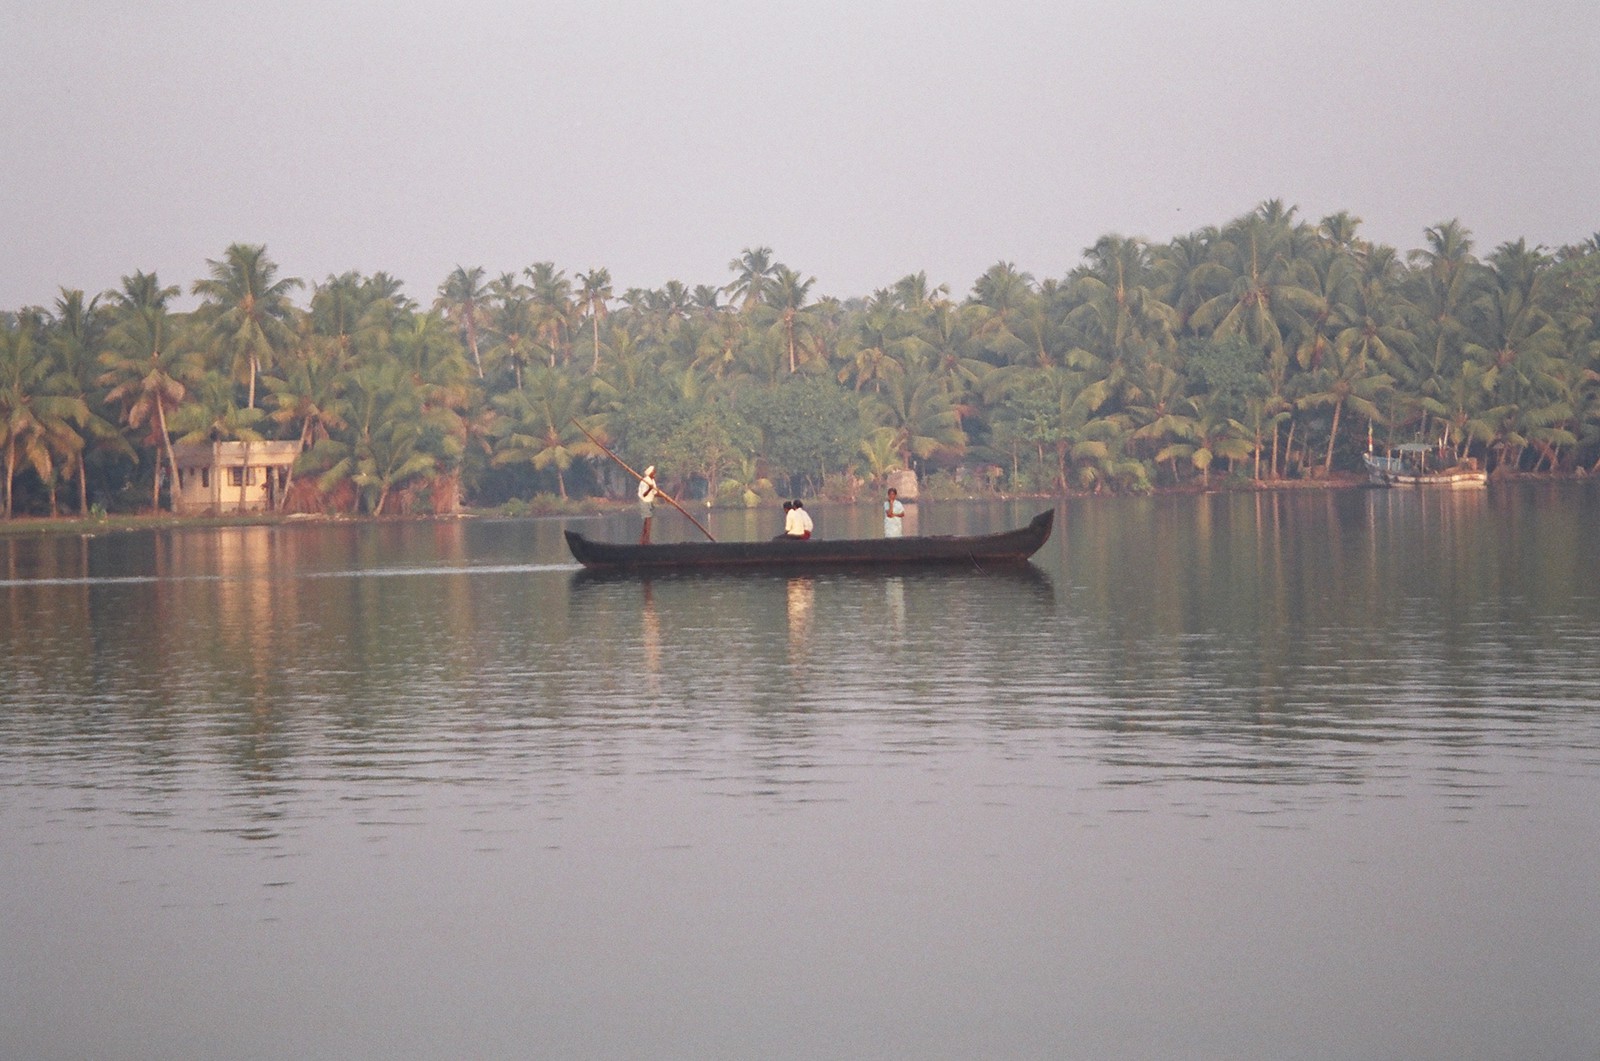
565,509 -> 1054,571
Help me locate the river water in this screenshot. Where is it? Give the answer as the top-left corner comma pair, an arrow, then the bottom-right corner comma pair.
2,489 -> 1598,1060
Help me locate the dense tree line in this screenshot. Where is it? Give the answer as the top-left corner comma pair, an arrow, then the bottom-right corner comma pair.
2,201 -> 1598,518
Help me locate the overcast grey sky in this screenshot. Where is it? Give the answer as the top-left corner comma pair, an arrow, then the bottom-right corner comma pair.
4,0 -> 1597,311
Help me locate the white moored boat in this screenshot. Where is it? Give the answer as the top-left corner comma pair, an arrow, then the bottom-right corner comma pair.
1363,443 -> 1487,487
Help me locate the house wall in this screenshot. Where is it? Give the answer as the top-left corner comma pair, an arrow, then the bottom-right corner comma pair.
172,442 -> 300,515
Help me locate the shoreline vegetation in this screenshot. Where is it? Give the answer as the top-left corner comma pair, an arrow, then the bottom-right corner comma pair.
4,200 -> 1598,525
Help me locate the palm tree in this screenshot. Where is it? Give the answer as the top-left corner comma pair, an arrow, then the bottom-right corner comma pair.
1462,240 -> 1565,470
1152,226 -> 1229,332
1297,336 -> 1394,472
484,272 -> 538,390
838,290 -> 915,393
0,322 -> 88,518
525,262 -> 574,367
49,288 -> 131,513
769,265 -> 816,373
968,262 -> 1035,363
869,359 -> 967,468
1153,397 -> 1255,487
1190,205 -> 1319,363
491,367 -> 598,499
725,246 -> 779,311
263,326 -> 349,509
309,360 -> 439,515
1064,235 -> 1179,399
99,272 -> 200,512
436,265 -> 489,379
191,243 -> 302,409
575,268 -> 613,373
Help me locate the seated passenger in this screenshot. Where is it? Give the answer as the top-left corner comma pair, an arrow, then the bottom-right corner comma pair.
788,499 -> 813,539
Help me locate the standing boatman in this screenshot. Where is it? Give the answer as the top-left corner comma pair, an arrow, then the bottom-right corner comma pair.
638,465 -> 658,544
883,487 -> 905,538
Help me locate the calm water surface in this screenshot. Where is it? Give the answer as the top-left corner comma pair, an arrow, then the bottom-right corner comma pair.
3,489 -> 1599,1060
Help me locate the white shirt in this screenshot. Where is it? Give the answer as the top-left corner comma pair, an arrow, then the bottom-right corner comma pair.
884,498 -> 905,537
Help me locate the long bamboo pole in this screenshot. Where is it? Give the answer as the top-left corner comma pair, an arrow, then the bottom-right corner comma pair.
571,420 -> 716,541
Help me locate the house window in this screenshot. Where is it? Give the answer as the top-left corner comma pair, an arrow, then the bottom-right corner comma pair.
200,468 -> 210,489
229,467 -> 255,488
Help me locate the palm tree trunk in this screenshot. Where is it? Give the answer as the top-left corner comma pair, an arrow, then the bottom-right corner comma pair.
3,445 -> 14,519
156,400 -> 181,514
278,424 -> 308,512
77,453 -> 88,515
467,321 -> 484,379
1324,399 -> 1344,473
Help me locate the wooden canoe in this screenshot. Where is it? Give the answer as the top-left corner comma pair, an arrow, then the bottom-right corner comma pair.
565,509 -> 1055,571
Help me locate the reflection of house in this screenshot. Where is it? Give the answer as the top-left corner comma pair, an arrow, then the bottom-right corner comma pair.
171,441 -> 300,514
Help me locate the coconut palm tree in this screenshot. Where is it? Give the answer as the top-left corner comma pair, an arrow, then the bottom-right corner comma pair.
436,265 -> 489,379
49,288 -> 132,513
968,261 -> 1035,363
263,326 -> 349,509
99,272 -> 200,512
525,262 -> 574,367
1190,206 -> 1319,363
0,322 -> 88,518
575,268 -> 612,373
491,366 -> 596,499
484,272 -> 538,390
769,265 -> 816,373
307,359 -> 440,515
1462,240 -> 1565,470
1064,235 -> 1179,400
725,246 -> 779,311
868,358 -> 966,468
191,243 -> 303,409
1297,339 -> 1393,473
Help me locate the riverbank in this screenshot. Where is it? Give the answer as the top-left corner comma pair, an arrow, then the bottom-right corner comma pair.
0,473 -> 1384,539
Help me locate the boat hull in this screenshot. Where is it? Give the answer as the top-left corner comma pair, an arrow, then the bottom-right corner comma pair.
1363,454 -> 1487,488
565,509 -> 1055,571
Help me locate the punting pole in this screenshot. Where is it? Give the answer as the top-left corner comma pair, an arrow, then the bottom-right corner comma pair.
571,419 -> 717,542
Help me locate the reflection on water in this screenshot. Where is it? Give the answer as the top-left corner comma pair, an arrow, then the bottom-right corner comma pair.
3,493 -> 1599,1060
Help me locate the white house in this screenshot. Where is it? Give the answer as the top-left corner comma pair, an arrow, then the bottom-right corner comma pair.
171,440 -> 301,514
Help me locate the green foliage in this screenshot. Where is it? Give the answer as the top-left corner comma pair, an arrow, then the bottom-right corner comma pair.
1182,335 -> 1266,420
734,376 -> 859,492
8,210 -> 1600,518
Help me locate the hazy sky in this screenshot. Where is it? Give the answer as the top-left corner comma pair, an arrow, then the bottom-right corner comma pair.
4,0 -> 1597,311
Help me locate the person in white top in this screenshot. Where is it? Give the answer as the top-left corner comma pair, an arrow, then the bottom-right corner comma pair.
637,465 -> 658,544
787,499 -> 813,539
883,487 -> 905,537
